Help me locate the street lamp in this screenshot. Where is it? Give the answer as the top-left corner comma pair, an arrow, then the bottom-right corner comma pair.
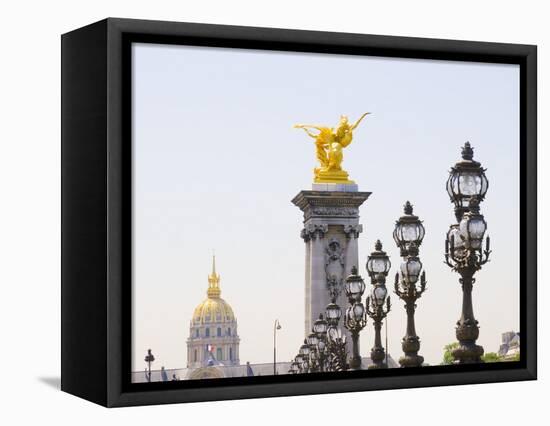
343,266 -> 367,370
313,314 -> 328,372
446,141 -> 489,222
324,298 -> 348,372
313,313 -> 328,336
366,240 -> 392,283
273,319 -> 281,375
306,329 -> 320,372
445,142 -> 491,364
144,349 -> 155,382
294,354 -> 304,374
325,298 -> 342,326
393,202 -> 427,368
393,201 -> 425,256
299,339 -> 311,373
366,241 -> 392,369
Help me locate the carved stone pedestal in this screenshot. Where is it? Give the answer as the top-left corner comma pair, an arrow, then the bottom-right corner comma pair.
399,336 -> 424,367
292,185 -> 370,354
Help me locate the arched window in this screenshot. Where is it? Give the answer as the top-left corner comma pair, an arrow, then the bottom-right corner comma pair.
194,349 -> 197,362
216,347 -> 223,360
227,327 -> 231,336
205,328 -> 210,337
195,329 -> 199,338
217,327 -> 222,337
229,347 -> 233,361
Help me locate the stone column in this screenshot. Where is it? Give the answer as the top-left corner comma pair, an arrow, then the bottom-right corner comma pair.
292,185 -> 371,346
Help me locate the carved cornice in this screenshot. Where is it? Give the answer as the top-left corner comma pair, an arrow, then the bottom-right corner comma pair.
292,190 -> 371,221
292,190 -> 371,210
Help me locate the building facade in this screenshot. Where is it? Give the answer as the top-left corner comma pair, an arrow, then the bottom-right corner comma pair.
498,331 -> 520,359
186,256 -> 240,369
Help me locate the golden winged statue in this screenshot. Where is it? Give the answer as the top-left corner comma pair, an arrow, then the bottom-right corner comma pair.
294,112 -> 370,184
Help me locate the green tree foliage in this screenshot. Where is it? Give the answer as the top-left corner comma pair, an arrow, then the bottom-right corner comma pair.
441,342 -> 459,365
481,352 -> 500,363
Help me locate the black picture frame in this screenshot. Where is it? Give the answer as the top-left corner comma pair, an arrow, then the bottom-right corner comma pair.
61,17 -> 537,407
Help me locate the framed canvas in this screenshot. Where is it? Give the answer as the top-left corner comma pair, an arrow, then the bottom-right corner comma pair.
61,18 -> 537,407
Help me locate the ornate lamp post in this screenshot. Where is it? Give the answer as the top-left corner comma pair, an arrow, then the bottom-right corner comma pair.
394,244 -> 426,367
144,349 -> 155,382
325,298 -> 348,371
393,202 -> 427,368
313,314 -> 328,372
306,330 -> 320,372
445,142 -> 490,364
299,339 -> 311,373
343,266 -> 367,370
273,319 -> 282,375
366,241 -> 391,369
294,355 -> 304,374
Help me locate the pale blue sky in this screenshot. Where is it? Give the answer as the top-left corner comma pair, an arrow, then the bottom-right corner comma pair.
132,43 -> 519,370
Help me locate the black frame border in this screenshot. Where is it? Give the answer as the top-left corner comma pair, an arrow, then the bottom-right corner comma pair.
61,17 -> 537,407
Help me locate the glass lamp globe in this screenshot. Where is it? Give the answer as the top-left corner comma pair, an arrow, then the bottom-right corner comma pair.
460,212 -> 487,249
327,326 -> 341,343
317,339 -> 326,352
366,240 -> 391,278
313,314 -> 328,335
300,340 -> 310,356
400,257 -> 422,285
310,349 -> 318,361
393,201 -> 425,254
373,286 -> 387,306
352,303 -> 365,322
325,299 -> 342,324
344,266 -> 366,300
307,331 -> 319,347
446,142 -> 488,218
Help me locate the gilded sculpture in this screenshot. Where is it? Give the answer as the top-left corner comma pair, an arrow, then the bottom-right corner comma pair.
294,112 -> 370,184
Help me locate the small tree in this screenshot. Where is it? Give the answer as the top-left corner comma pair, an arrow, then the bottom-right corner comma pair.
441,342 -> 459,365
481,352 -> 501,363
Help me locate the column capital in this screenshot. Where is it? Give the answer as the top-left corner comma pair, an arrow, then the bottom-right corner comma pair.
343,224 -> 363,239
301,224 -> 328,242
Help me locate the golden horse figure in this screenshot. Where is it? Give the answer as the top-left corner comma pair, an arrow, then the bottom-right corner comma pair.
294,113 -> 370,184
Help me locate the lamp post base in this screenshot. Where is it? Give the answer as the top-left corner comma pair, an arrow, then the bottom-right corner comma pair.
454,318 -> 484,363
349,356 -> 362,370
399,354 -> 423,368
452,342 -> 484,364
369,348 -> 387,369
399,336 -> 423,367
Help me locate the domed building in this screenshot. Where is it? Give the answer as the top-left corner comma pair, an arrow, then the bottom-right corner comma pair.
186,256 -> 240,369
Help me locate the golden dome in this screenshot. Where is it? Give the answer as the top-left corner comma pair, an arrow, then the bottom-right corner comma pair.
192,256 -> 236,324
